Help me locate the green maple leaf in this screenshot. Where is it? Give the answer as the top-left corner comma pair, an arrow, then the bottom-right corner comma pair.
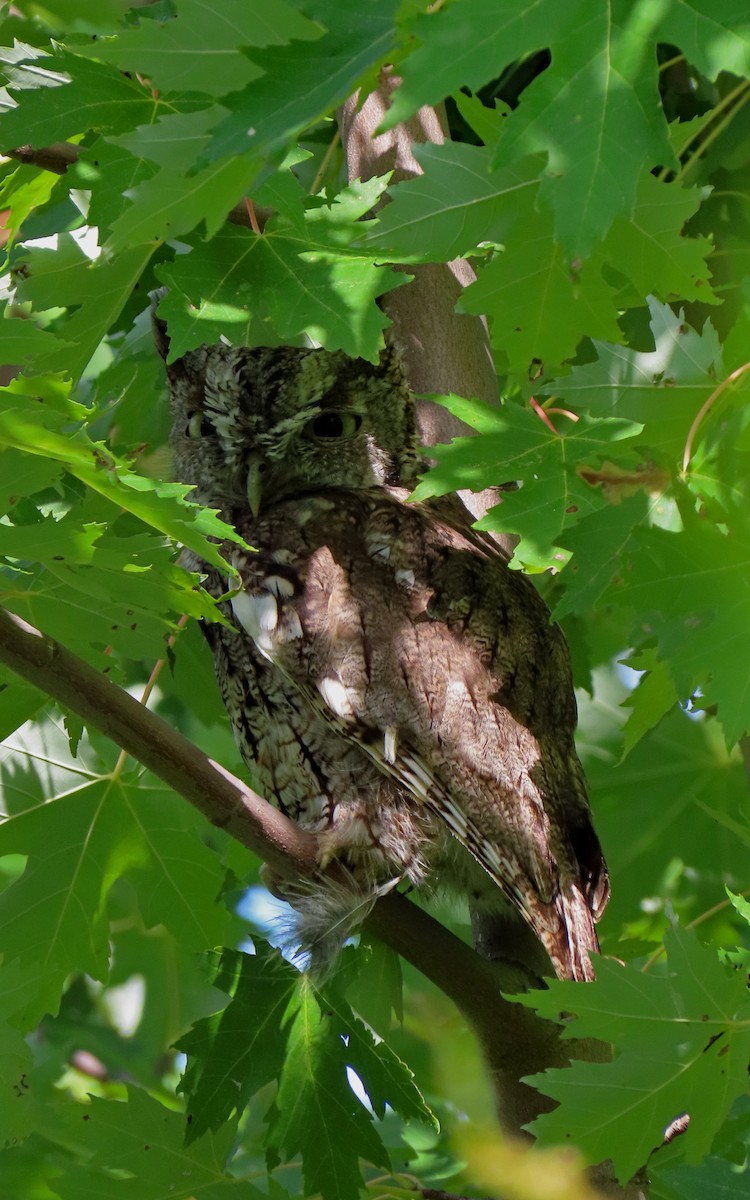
389,0 -> 672,255
11,238 -> 155,380
618,651 -> 680,761
602,171 -> 717,306
0,448 -> 63,514
490,0 -> 672,255
661,3 -> 750,82
122,775 -> 230,950
84,0 -> 319,94
157,221 -> 401,362
0,159 -> 61,244
453,89 -> 509,147
267,975 -> 390,1200
346,939 -> 403,1037
14,232 -> 97,311
544,298 -> 723,458
179,946 -> 433,1192
605,520 -> 750,746
387,0 -> 578,124
108,106 -> 229,173
0,728 -> 229,1024
106,153 -> 261,252
0,52 -> 153,146
518,925 -> 750,1181
0,318 -> 74,367
654,1155 -> 750,1200
364,142 -> 540,261
460,203 -> 622,375
552,493 -> 649,618
55,1085 -> 261,1200
0,382 -> 245,574
70,137 -> 158,239
0,775 -> 133,1020
313,954 -> 435,1128
204,0 -> 399,163
579,699 -> 748,935
177,947 -> 299,1141
411,395 -> 641,570
0,669 -> 46,741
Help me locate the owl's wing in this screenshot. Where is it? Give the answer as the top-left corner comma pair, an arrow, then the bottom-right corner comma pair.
230,490 -> 608,981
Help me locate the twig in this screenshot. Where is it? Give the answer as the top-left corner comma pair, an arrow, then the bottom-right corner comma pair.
641,886 -> 750,972
4,141 -> 79,174
2,142 -> 273,231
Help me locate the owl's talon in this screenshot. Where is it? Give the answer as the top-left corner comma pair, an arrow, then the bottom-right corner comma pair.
259,863 -> 288,900
316,840 -> 337,872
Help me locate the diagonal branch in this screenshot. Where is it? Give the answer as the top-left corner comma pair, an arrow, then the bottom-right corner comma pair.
0,604 -> 571,1131
0,606 -> 317,877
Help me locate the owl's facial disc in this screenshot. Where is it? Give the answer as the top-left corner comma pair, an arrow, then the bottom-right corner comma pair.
169,343 -> 421,513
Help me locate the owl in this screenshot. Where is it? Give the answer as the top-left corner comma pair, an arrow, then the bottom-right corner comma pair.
158,325 -> 609,981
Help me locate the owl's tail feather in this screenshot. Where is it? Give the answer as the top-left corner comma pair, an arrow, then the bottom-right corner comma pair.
539,882 -> 600,982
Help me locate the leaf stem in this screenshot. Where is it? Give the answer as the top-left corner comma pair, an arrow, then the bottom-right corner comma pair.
672,80 -> 750,183
529,396 -> 561,436
308,128 -> 341,196
244,197 -> 263,235
681,360 -> 750,474
641,888 -> 750,972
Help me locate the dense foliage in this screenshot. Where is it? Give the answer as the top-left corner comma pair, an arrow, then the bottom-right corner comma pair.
1,1 -> 749,1197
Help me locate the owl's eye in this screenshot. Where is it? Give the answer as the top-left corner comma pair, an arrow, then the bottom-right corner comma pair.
306,411 -> 362,440
186,412 -> 214,439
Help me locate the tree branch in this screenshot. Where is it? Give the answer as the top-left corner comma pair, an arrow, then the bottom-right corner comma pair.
0,607 -> 317,877
0,604 -> 573,1131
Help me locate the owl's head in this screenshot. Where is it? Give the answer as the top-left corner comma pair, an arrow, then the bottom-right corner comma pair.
159,330 -> 422,514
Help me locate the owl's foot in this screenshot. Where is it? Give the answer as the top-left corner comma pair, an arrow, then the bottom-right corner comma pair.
259,859 -> 400,975
315,814 -> 386,873
259,862 -> 289,901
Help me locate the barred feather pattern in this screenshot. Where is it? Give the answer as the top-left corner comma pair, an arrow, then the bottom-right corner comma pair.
164,336 -> 609,979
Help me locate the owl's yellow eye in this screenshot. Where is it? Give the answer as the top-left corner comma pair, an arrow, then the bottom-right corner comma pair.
306,411 -> 362,440
186,412 -> 213,439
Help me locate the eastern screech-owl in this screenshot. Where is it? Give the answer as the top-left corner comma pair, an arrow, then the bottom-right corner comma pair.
159,327 -> 609,981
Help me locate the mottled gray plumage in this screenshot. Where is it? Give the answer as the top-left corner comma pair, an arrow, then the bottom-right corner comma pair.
160,332 -> 609,980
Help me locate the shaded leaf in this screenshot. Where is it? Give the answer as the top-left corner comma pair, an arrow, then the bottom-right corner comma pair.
157,222 -> 402,361
54,1086 -> 263,1200
364,142 -> 539,261
0,52 -> 153,146
412,396 -> 641,569
605,521 -> 750,745
520,925 -> 750,1180
205,0 -> 398,162
544,298 -> 723,458
177,947 -> 299,1140
267,975 -> 389,1200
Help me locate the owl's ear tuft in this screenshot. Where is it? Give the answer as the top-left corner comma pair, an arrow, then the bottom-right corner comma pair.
150,287 -> 171,361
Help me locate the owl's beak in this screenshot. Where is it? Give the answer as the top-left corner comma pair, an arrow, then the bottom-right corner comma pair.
246,454 -> 265,517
